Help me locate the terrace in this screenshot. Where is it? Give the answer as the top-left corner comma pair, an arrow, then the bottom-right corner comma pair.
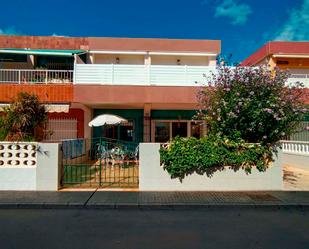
0,48 -> 84,84
0,48 -> 308,88
1,65 -> 307,87
0,69 -> 73,84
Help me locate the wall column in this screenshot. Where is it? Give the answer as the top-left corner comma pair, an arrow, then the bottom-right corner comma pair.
28,55 -> 35,68
143,103 -> 151,142
268,56 -> 276,70
144,53 -> 151,65
70,103 -> 92,139
88,53 -> 95,64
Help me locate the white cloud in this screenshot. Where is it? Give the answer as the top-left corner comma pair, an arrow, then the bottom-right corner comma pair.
0,27 -> 20,35
274,0 -> 309,41
214,0 -> 252,25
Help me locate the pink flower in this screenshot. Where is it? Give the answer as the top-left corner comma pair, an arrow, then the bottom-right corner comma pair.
264,108 -> 273,114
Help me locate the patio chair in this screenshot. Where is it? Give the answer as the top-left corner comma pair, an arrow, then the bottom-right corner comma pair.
124,144 -> 139,165
96,144 -> 110,162
110,146 -> 126,167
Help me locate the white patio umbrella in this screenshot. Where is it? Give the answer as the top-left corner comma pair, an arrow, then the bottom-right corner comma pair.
88,114 -> 128,127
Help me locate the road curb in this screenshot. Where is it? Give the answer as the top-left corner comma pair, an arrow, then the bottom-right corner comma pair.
0,203 -> 308,210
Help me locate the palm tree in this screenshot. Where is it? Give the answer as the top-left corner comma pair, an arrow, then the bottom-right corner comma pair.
0,92 -> 47,141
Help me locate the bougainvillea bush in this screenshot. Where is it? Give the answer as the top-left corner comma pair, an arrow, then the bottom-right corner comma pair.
198,66 -> 307,144
160,66 -> 307,179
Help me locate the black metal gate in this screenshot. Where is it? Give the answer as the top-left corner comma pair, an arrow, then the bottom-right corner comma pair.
60,137 -> 139,188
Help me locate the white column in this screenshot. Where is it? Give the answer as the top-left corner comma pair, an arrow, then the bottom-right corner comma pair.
36,143 -> 62,190
28,55 -> 35,68
145,53 -> 151,85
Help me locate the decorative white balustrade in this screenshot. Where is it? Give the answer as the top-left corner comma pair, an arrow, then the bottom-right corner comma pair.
287,70 -> 309,88
281,140 -> 309,156
0,69 -> 73,84
0,66 -> 307,87
0,142 -> 37,167
74,64 -> 216,86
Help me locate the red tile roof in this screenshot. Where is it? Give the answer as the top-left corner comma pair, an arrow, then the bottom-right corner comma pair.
241,41 -> 309,66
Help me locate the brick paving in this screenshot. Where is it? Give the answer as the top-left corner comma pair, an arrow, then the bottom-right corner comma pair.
0,191 -> 308,209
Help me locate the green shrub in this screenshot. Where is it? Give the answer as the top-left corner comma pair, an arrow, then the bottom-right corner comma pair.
160,136 -> 274,180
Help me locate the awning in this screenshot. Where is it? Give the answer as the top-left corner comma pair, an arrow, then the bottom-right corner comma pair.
44,104 -> 70,113
0,103 -> 70,113
0,48 -> 86,56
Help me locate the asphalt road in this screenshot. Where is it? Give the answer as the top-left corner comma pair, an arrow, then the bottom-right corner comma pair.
0,207 -> 308,249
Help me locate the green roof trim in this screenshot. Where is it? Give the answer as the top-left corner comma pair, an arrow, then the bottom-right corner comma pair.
0,48 -> 86,56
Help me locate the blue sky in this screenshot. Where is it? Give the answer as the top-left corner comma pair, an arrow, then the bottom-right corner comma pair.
0,0 -> 308,62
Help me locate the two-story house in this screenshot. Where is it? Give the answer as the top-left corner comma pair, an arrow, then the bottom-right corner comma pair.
0,35 -> 220,143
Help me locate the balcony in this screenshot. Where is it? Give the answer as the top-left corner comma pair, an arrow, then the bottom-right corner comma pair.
74,64 -> 215,86
0,69 -> 73,103
0,69 -> 73,84
287,73 -> 309,88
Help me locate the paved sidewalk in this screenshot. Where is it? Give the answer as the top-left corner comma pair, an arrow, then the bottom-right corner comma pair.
0,191 -> 309,209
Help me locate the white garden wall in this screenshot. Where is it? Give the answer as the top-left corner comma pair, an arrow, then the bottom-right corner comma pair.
139,143 -> 283,191
0,142 -> 61,190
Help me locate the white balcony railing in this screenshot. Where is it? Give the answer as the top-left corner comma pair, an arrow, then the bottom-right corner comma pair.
0,69 -> 73,84
281,140 -> 309,156
1,67 -> 307,87
74,64 -> 216,86
287,72 -> 309,88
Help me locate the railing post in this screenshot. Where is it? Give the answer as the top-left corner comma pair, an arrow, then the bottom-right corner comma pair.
73,54 -> 77,84
111,64 -> 114,84
18,70 -> 21,84
147,64 -> 150,85
185,65 -> 188,84
99,137 -> 102,186
45,70 -> 48,84
73,66 -> 76,84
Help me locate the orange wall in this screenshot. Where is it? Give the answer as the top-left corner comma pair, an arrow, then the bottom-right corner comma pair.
73,85 -> 199,106
0,84 -> 73,103
0,35 -> 220,53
